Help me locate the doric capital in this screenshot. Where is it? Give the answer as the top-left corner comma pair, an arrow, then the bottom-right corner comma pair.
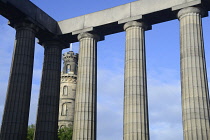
177,7 -> 205,19
77,32 -> 100,41
124,21 -> 148,30
38,36 -> 69,49
42,40 -> 65,50
9,20 -> 38,33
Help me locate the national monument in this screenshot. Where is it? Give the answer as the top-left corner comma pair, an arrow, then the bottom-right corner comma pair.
0,0 -> 210,140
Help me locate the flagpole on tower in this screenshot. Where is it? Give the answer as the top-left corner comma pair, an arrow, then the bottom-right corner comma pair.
70,43 -> 73,51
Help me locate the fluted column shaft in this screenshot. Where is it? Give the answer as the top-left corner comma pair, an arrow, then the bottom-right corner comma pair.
178,7 -> 210,140
72,33 -> 98,140
34,41 -> 62,140
0,22 -> 36,140
123,21 -> 150,140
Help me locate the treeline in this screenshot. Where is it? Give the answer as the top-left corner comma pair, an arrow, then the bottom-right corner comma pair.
27,124 -> 73,140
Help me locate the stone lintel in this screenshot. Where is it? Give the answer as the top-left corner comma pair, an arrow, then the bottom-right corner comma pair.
0,0 -> 59,36
58,0 -> 204,35
0,0 -> 75,47
1,0 -> 209,45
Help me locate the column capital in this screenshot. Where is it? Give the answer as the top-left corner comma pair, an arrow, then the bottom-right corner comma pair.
8,20 -> 38,33
124,21 -> 148,30
41,40 -> 64,49
38,37 -> 69,49
77,32 -> 100,41
177,7 -> 205,19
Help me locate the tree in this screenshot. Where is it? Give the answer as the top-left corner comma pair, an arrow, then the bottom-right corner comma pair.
58,126 -> 73,140
27,124 -> 35,140
26,124 -> 73,140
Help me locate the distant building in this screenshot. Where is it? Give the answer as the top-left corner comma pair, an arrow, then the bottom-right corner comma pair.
58,51 -> 78,128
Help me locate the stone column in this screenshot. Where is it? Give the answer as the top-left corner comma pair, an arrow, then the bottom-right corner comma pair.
178,7 -> 210,140
123,21 -> 150,140
34,41 -> 62,140
0,22 -> 36,140
72,32 -> 99,140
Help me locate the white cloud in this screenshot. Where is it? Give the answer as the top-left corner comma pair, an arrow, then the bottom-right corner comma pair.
96,63 -> 183,140
97,68 -> 124,140
147,67 -> 183,140
151,123 -> 182,140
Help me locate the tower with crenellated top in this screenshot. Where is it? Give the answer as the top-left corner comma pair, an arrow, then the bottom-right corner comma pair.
58,51 -> 78,128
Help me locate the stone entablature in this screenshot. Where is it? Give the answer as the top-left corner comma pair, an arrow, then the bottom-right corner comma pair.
58,0 -> 209,37
1,0 -> 210,44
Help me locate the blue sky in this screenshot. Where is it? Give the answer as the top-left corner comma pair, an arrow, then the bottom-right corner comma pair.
0,0 -> 210,140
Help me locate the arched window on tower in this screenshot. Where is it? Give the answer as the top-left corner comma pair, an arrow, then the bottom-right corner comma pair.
63,86 -> 68,96
62,103 -> 67,116
66,64 -> 71,73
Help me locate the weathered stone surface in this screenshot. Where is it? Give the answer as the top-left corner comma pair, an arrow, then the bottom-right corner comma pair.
72,32 -> 98,140
124,21 -> 150,140
58,78 -> 77,128
1,0 -> 209,45
58,51 -> 78,128
0,22 -> 36,140
178,7 -> 210,140
58,0 -> 203,36
0,0 -> 58,34
34,41 -> 63,140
